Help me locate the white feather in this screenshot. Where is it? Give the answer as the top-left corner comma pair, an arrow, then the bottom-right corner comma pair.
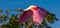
24,5 -> 36,11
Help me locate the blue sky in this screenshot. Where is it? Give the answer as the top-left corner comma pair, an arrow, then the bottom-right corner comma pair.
0,0 -> 60,28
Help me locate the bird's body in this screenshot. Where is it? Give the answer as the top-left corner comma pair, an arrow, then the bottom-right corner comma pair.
19,5 -> 47,24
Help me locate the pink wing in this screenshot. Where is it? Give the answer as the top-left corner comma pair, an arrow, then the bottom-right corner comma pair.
19,10 -> 33,23
33,10 -> 44,24
32,7 -> 47,24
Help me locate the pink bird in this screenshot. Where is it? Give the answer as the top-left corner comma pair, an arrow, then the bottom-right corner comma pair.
19,5 -> 47,24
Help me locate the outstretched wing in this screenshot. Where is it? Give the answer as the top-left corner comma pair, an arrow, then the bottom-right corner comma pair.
32,6 -> 47,24
19,10 -> 33,23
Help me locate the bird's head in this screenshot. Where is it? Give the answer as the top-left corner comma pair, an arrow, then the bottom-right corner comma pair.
24,5 -> 39,11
